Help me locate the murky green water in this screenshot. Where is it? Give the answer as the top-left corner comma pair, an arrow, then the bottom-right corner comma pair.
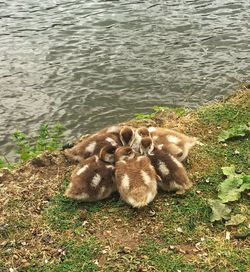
0,0 -> 249,158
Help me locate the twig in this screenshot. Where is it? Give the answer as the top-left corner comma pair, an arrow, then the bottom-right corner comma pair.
233,231 -> 250,240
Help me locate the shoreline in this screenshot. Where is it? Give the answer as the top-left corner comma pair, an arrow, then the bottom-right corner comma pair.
0,86 -> 249,271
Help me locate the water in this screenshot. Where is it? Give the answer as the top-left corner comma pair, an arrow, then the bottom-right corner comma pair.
0,0 -> 249,159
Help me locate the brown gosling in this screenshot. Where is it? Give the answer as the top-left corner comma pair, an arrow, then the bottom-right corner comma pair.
131,127 -> 150,152
91,125 -> 122,137
114,146 -> 158,208
148,127 -> 197,161
140,137 -> 192,194
64,131 -> 121,163
64,145 -> 117,201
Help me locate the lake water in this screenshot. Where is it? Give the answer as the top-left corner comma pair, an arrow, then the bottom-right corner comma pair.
0,0 -> 249,159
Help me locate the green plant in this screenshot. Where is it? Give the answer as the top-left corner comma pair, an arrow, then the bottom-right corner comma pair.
135,105 -> 165,119
134,112 -> 155,120
208,166 -> 250,223
12,122 -> 64,161
0,151 -> 13,169
0,158 -> 5,168
218,124 -> 250,142
218,166 -> 250,203
151,105 -> 168,112
135,105 -> 186,120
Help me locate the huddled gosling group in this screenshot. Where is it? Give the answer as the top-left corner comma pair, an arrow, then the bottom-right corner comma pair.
64,126 -> 198,208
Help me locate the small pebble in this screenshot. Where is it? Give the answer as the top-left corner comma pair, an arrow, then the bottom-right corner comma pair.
149,210 -> 156,217
195,242 -> 202,250
82,221 -> 88,226
42,235 -> 51,244
225,231 -> 231,240
176,227 -> 183,233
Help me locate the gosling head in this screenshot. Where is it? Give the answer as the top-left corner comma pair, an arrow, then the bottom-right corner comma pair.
140,137 -> 154,155
115,146 -> 135,162
135,127 -> 150,138
120,126 -> 135,146
99,145 -> 117,163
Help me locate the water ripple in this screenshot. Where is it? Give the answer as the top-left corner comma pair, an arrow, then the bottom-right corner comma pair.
0,0 -> 249,158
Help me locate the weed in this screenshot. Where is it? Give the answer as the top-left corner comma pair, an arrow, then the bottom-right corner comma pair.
0,158 -> 6,168
134,112 -> 155,120
11,122 -> 64,162
134,105 -> 167,120
218,124 -> 250,142
135,105 -> 187,120
0,151 -> 13,169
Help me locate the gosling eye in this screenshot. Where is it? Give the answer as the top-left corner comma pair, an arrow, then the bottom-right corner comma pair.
110,147 -> 116,154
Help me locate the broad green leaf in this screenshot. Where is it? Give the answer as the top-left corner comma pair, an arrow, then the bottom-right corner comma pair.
219,167 -> 250,202
221,166 -> 237,177
242,175 -> 250,184
239,176 -> 250,192
225,214 -> 247,226
218,124 -> 249,142
218,177 -> 243,203
208,199 -> 231,222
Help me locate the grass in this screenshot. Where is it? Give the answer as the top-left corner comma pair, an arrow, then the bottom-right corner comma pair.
0,87 -> 249,271
32,238 -> 100,272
